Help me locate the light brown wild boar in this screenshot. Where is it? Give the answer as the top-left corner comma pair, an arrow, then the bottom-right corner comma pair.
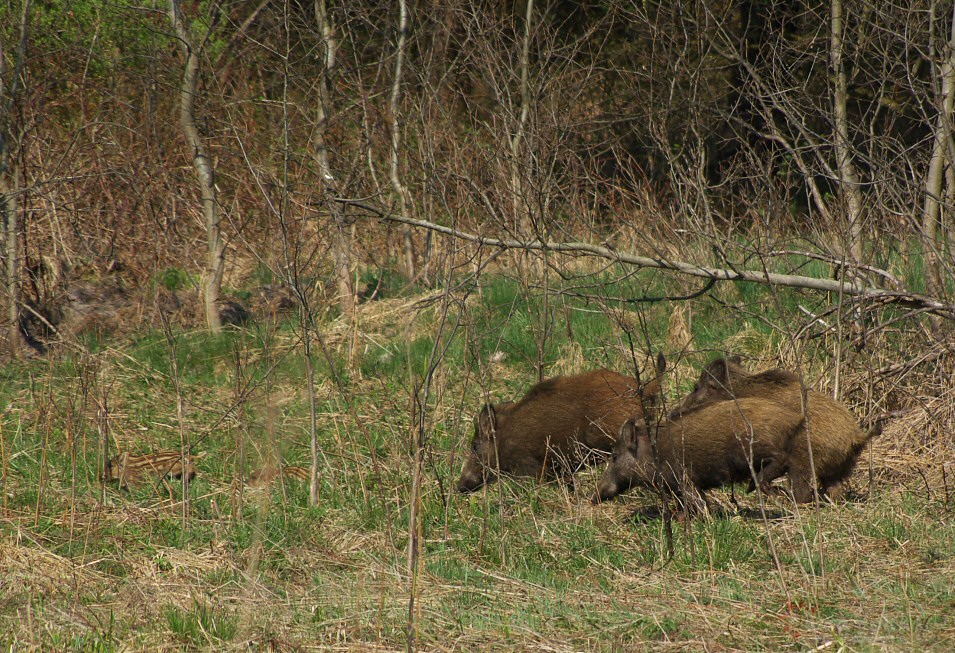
103,450 -> 196,489
670,356 -> 878,502
594,398 -> 805,513
248,464 -> 310,488
457,357 -> 665,493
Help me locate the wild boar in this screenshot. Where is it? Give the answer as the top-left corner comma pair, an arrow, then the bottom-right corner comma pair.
103,450 -> 196,489
670,356 -> 878,501
457,357 -> 665,493
594,398 -> 805,513
248,464 -> 310,488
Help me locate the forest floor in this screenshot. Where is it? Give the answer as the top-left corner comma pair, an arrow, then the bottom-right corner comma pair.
1,269 -> 954,652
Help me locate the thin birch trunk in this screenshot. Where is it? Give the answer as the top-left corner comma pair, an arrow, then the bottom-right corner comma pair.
301,306 -> 321,507
945,163 -> 955,265
510,0 -> 535,239
830,0 -> 865,263
391,0 -> 415,281
2,171 -> 21,355
167,0 -> 224,332
921,0 -> 955,299
0,0 -> 31,356
314,0 -> 354,318
99,381 -> 109,505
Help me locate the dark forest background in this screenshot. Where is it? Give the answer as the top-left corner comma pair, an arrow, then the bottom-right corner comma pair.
3,0 -> 954,343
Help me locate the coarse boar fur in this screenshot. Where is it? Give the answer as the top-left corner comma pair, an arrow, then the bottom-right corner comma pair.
457,357 -> 665,493
670,356 -> 879,501
594,398 -> 805,513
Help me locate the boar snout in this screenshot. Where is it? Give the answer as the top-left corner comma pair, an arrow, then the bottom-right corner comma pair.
457,474 -> 483,493
456,469 -> 484,493
457,479 -> 480,493
592,483 -> 619,504
457,458 -> 496,493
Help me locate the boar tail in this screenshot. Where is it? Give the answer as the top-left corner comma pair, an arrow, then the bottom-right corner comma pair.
856,412 -> 893,451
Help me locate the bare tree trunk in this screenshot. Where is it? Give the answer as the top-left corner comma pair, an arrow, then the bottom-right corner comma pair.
510,0 -> 535,239
921,0 -> 955,299
313,0 -> 354,318
830,0 -> 865,263
158,311 -> 190,526
98,380 -> 110,505
946,162 -> 955,264
167,0 -> 224,332
1,171 -> 21,355
0,0 -> 31,357
301,309 -> 321,507
391,0 -> 415,281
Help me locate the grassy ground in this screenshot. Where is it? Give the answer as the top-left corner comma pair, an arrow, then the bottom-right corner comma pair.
1,264 -> 954,651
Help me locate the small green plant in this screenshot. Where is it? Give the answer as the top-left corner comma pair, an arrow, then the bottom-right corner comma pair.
166,600 -> 236,647
156,267 -> 192,292
69,611 -> 117,653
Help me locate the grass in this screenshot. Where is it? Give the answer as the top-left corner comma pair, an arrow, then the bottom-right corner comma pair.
2,259 -> 954,651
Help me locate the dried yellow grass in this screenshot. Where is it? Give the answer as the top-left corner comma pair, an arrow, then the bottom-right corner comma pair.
665,303 -> 694,354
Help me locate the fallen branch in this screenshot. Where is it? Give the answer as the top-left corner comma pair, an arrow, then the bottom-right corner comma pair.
766,249 -> 902,289
343,200 -> 955,318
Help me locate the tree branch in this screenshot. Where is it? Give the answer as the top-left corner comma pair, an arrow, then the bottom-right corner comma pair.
343,200 -> 955,318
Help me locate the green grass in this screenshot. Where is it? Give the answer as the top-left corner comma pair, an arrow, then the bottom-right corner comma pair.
155,266 -> 193,292
1,259 -> 953,651
166,599 -> 237,647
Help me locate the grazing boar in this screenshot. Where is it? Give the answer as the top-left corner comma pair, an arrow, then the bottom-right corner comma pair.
670,356 -> 878,501
594,398 -> 805,513
103,450 -> 196,489
457,357 -> 665,493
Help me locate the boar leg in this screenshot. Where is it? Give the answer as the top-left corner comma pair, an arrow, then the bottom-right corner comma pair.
677,481 -> 711,517
820,479 -> 847,502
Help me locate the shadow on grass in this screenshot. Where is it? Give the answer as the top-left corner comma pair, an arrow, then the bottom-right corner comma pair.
628,503 -> 793,523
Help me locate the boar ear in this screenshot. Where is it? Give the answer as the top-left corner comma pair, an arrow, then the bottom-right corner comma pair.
476,403 -> 497,440
619,419 -> 637,446
727,354 -> 743,366
655,352 -> 667,375
704,358 -> 731,388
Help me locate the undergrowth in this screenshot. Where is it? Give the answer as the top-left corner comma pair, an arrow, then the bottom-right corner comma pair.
1,261 -> 954,652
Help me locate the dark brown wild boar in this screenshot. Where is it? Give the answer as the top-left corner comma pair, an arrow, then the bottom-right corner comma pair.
457,357 -> 665,493
594,398 -> 805,513
670,356 -> 878,502
103,450 -> 196,489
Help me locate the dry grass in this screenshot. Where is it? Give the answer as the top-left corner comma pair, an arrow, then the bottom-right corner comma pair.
2,277 -> 955,652
3,467 -> 953,652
